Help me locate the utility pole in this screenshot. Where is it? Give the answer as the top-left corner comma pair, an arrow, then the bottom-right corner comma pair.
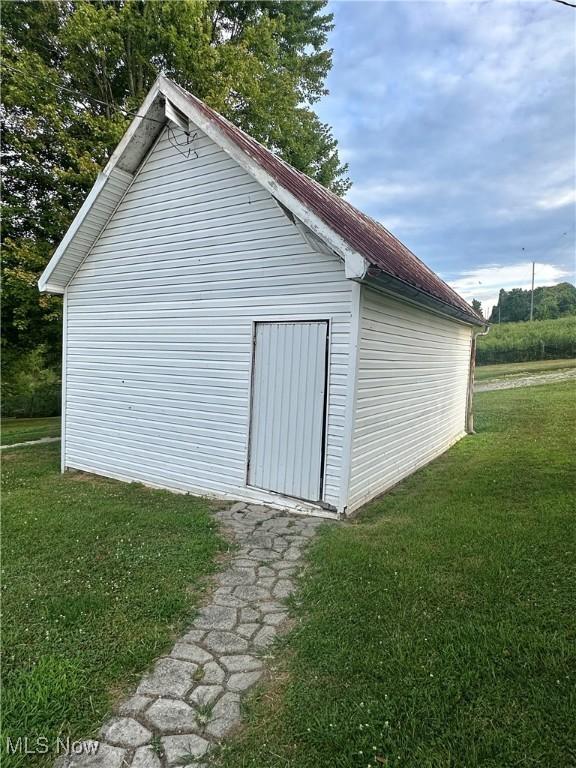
529,261 -> 535,321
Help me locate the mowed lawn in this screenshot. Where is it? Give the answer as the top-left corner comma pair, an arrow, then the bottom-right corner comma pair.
1,417 -> 61,446
216,382 -> 575,768
1,444 -> 226,767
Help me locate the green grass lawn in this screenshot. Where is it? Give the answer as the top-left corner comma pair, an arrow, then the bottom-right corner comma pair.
215,382 -> 576,768
1,417 -> 61,446
475,357 -> 576,382
1,444 -> 226,767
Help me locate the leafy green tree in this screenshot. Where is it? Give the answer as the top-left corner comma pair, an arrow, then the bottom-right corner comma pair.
535,294 -> 560,320
471,298 -> 483,317
489,283 -> 576,323
550,281 -> 576,317
1,0 -> 349,413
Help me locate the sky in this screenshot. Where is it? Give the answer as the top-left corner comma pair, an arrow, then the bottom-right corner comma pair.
316,0 -> 576,316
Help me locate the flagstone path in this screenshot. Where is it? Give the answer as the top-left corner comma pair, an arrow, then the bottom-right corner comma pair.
57,502 -> 331,768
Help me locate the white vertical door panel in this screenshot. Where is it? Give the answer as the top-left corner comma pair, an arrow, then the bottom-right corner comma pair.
248,321 -> 328,501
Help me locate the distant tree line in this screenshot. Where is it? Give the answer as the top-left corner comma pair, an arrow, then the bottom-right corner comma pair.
487,283 -> 576,323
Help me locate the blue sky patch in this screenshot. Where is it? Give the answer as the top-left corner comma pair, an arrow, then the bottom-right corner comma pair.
317,0 -> 575,314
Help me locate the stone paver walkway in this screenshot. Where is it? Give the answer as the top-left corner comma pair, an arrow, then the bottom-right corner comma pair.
58,502 -> 330,768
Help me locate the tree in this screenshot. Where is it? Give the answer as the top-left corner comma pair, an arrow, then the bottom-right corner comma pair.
1,0 -> 349,400
535,293 -> 560,320
471,299 -> 483,317
488,283 -> 576,323
550,281 -> 576,317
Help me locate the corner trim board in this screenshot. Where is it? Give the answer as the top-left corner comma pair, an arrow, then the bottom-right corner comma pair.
339,281 -> 363,513
61,287 -> 68,472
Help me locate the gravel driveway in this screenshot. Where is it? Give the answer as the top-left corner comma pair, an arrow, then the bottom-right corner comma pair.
475,368 -> 576,392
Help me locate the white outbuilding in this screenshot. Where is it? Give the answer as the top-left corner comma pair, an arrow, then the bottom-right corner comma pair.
39,76 -> 485,518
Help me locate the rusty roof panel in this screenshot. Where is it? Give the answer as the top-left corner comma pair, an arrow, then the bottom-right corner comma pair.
171,82 -> 482,325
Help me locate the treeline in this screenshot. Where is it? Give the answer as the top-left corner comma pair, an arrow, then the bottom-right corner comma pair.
476,316 -> 576,365
488,282 -> 576,323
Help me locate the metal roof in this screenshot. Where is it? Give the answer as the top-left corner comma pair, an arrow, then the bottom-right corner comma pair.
170,81 -> 482,325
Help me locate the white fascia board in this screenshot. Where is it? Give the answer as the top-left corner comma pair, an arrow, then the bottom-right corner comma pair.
41,282 -> 66,295
160,79 -> 369,282
38,80 -> 165,293
38,167 -> 134,293
345,250 -> 369,279
38,172 -> 108,292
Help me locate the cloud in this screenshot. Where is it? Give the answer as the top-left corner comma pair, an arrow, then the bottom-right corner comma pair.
376,214 -> 426,234
448,261 -> 571,317
318,1 -> 576,281
347,181 -> 429,205
536,189 -> 576,210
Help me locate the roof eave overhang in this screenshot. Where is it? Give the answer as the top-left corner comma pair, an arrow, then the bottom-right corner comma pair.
362,270 -> 486,327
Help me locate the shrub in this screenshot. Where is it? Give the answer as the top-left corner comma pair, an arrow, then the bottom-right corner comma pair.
476,316 -> 576,365
1,347 -> 61,417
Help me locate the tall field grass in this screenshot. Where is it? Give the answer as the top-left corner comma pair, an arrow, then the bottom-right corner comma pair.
476,316 -> 576,365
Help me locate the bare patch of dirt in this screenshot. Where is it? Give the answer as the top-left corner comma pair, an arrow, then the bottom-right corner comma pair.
67,469 -> 112,484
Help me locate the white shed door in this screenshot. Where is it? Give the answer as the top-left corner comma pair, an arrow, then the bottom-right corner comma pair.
248,321 -> 328,502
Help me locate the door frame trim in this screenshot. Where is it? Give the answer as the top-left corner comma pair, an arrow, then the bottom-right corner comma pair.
245,318 -> 331,504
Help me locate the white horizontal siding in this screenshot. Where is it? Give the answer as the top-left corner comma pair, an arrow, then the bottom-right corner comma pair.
65,124 -> 352,511
347,288 -> 472,512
